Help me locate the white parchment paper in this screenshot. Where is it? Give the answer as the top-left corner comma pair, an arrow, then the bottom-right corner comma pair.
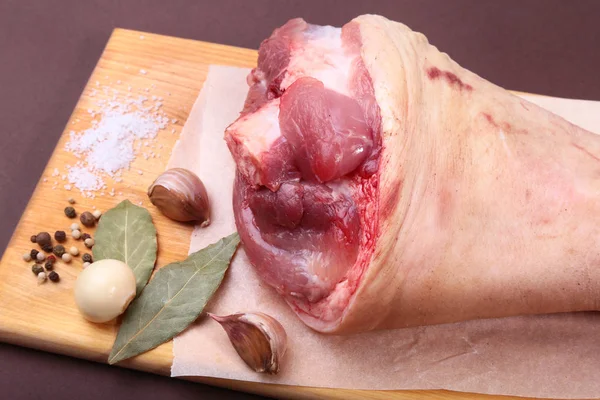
170,65 -> 600,398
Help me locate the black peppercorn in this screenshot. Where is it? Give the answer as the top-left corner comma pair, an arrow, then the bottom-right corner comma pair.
30,249 -> 39,260
82,253 -> 93,263
54,230 -> 67,243
64,206 -> 77,218
35,232 -> 52,247
32,264 -> 44,275
81,233 -> 91,241
41,243 -> 53,253
53,245 -> 66,257
30,235 -> 37,243
48,271 -> 59,282
80,211 -> 95,227
44,260 -> 54,271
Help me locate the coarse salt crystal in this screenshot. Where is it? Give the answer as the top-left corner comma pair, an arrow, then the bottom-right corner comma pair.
62,91 -> 167,196
140,35 -> 145,40
140,69 -> 147,75
66,166 -> 104,192
64,184 -> 72,190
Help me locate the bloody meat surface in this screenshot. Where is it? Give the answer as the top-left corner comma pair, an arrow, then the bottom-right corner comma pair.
226,19 -> 379,322
226,15 -> 600,334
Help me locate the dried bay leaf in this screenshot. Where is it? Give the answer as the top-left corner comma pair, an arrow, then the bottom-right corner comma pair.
93,200 -> 158,294
108,233 -> 240,365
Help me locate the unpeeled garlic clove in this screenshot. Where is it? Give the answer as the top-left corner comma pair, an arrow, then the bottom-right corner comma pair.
147,168 -> 210,225
208,312 -> 287,374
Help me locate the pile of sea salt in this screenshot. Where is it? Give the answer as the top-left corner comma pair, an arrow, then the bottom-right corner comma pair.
55,80 -> 174,198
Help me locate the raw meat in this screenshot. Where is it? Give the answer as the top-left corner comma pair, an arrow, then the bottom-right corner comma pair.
226,14 -> 600,334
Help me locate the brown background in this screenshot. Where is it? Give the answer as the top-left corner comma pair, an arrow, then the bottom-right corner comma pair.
1,0 -> 599,399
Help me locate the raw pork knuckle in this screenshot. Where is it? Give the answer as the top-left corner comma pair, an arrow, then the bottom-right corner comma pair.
225,15 -> 600,333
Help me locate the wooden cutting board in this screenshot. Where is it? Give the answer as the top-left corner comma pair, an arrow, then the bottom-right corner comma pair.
0,28 -> 535,400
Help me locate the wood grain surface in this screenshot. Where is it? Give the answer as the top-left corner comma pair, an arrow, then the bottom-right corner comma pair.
0,28 -> 536,400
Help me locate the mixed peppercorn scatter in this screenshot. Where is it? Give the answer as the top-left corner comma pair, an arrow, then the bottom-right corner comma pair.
48,271 -> 60,282
53,245 -> 66,258
22,200 -> 101,286
37,272 -> 47,284
41,243 -> 53,253
80,211 -> 96,227
54,230 -> 67,242
64,206 -> 77,218
35,232 -> 52,247
32,264 -> 44,275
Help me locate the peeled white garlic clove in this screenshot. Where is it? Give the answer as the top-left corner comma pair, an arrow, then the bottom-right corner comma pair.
147,168 -> 210,225
74,259 -> 136,323
209,312 -> 288,374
